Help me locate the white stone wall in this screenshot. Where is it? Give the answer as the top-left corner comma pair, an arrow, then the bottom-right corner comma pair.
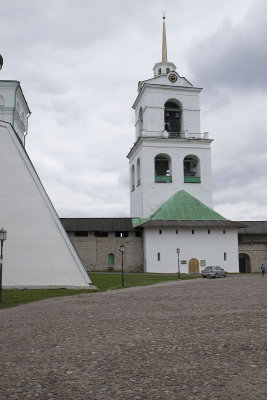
129,138 -> 213,217
0,82 -> 29,144
0,123 -> 91,288
134,85 -> 201,140
144,227 -> 239,274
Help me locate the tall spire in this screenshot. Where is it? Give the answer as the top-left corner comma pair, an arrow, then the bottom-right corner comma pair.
162,14 -> 167,62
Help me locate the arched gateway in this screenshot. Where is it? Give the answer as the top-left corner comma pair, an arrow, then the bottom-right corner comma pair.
239,253 -> 251,273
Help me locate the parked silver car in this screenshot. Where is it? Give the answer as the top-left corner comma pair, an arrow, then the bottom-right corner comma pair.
201,266 -> 227,278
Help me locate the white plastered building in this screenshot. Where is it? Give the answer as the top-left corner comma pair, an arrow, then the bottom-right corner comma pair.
0,80 -> 92,288
128,17 -> 243,274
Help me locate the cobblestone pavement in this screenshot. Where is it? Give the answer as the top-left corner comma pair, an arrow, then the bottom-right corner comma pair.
0,275 -> 266,400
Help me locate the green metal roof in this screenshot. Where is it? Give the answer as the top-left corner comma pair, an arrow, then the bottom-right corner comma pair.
150,190 -> 227,221
132,217 -> 150,227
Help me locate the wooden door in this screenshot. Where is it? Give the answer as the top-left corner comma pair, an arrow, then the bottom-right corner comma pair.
188,258 -> 199,274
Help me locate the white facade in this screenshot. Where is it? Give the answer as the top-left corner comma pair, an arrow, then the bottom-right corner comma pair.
128,65 -> 213,218
0,81 -> 30,145
144,227 -> 239,273
133,81 -> 202,140
128,18 -> 240,275
129,137 -> 213,217
0,120 -> 91,288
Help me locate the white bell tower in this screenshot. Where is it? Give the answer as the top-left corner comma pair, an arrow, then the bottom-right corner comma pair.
127,16 -> 213,218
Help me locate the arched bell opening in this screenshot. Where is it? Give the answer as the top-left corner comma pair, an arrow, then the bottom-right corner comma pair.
154,153 -> 172,183
184,155 -> 201,183
164,100 -> 182,136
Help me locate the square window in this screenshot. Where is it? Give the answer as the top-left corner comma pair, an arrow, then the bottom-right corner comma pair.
208,229 -> 210,234
157,253 -> 160,261
95,231 -> 108,237
192,229 -> 194,234
223,230 -> 226,234
159,229 -> 162,234
224,252 -> 227,261
200,260 -> 206,267
176,229 -> 178,234
74,231 -> 88,237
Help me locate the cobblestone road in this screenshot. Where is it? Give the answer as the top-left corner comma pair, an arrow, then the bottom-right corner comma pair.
0,275 -> 266,399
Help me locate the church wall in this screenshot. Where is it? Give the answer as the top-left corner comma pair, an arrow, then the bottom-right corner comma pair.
0,123 -> 91,288
68,231 -> 144,272
143,227 -> 239,273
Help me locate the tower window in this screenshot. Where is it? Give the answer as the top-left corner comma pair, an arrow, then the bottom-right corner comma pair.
164,101 -> 181,135
166,68 -> 170,73
184,155 -> 201,183
137,158 -> 141,186
158,68 -> 161,75
138,107 -> 143,137
131,164 -> 135,191
154,153 -> 172,183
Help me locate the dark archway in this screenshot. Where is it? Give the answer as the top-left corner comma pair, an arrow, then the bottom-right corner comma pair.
164,101 -> 181,135
239,253 -> 251,273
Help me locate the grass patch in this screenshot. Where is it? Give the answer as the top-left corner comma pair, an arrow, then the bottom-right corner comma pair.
0,273 -> 200,309
0,289 -> 91,309
89,272 -> 199,292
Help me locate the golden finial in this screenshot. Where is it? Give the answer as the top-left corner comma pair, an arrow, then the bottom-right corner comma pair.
162,13 -> 167,62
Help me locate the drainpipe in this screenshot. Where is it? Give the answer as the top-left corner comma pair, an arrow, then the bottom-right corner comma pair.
12,82 -> 20,128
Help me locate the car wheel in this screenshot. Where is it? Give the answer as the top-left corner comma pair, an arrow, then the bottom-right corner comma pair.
215,273 -> 218,279
224,272 -> 227,277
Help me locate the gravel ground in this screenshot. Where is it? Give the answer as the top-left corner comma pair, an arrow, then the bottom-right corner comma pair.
0,275 -> 266,400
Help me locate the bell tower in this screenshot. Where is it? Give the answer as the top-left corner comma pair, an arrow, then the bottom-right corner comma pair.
127,16 -> 213,218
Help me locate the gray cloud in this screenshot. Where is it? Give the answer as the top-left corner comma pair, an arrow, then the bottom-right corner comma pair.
1,0 -> 266,220
188,1 -> 267,95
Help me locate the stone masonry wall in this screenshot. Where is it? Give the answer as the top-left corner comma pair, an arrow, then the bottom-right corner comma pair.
68,231 -> 144,272
239,234 -> 267,272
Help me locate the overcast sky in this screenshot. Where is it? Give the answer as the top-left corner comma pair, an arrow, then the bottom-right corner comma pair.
1,0 -> 266,220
